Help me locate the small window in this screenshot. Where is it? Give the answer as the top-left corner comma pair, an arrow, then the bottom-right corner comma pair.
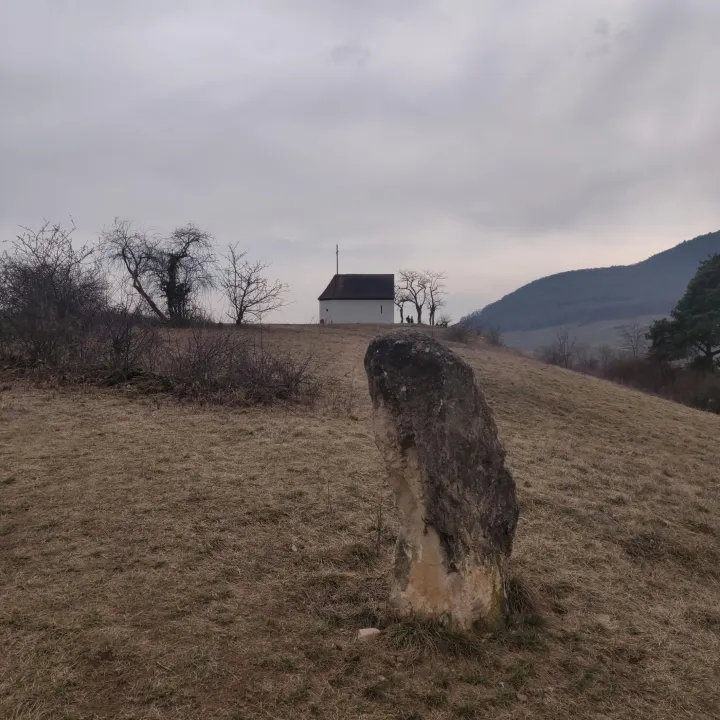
381,304 -> 383,314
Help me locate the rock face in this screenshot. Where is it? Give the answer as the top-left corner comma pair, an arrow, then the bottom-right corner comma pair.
364,331 -> 519,628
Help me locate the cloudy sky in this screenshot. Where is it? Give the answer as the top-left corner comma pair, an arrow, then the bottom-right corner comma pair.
1,0 -> 719,322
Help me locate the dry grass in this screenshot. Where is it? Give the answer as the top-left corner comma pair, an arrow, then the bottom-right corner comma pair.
1,323 -> 719,719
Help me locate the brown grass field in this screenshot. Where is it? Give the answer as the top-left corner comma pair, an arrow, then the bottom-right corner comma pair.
1,324 -> 719,720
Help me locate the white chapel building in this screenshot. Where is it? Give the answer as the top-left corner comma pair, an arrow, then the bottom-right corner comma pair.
318,274 -> 394,324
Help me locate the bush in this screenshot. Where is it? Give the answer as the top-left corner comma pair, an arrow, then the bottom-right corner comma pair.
663,368 -> 720,413
602,356 -> 672,392
572,344 -> 592,369
161,328 -> 320,405
96,303 -> 162,376
535,342 -> 720,415
0,222 -> 106,365
446,325 -> 472,343
535,345 -> 561,366
445,324 -> 504,346
0,221 -> 319,406
484,325 -> 503,346
592,355 -> 720,414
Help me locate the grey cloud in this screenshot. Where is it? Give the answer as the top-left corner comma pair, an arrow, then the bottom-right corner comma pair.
329,44 -> 371,68
595,18 -> 610,36
1,0 -> 719,322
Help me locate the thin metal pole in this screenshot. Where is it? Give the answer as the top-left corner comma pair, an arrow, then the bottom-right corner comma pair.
336,244 -> 339,275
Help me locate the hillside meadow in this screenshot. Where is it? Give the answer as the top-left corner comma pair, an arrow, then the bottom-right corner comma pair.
1,324 -> 719,720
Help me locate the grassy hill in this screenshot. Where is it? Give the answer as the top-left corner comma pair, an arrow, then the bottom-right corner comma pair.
460,231 -> 720,347
2,325 -> 719,719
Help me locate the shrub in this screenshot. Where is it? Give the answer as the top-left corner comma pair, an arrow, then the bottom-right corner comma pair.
484,325 -> 504,346
536,342 -> 720,415
574,344 -> 599,372
446,325 -> 472,343
96,303 -> 162,376
666,369 -> 720,413
0,222 -> 106,365
597,355 -> 720,414
535,345 -> 561,366
160,328 -> 320,405
603,356 -> 675,394
0,221 -> 318,407
596,344 -> 617,370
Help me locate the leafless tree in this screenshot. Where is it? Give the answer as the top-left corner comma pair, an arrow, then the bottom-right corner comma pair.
99,219 -> 167,322
100,220 -> 215,325
394,286 -> 410,323
617,323 -> 648,358
574,343 -> 598,372
0,220 -> 105,363
550,326 -> 577,368
597,343 -> 616,369
424,270 -> 447,326
436,313 -> 452,328
485,325 -> 503,346
218,243 -> 289,324
151,224 -> 215,324
398,269 -> 428,324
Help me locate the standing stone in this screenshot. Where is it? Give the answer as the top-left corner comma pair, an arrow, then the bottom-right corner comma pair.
364,331 -> 519,628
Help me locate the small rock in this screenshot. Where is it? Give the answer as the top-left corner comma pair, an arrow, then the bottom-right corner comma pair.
517,693 -> 528,701
357,628 -> 381,640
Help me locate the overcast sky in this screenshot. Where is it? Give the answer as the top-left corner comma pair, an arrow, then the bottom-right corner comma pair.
2,0 -> 719,322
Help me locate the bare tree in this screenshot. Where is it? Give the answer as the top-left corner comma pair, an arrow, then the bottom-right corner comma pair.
99,219 -> 167,322
219,243 -> 289,324
0,220 -> 105,363
543,326 -> 577,368
436,313 -> 452,328
100,220 -> 215,325
617,323 -> 648,358
394,286 -> 410,323
485,325 -> 503,346
597,343 -> 616,369
424,270 -> 447,326
398,269 -> 428,324
151,224 -> 215,324
574,343 -> 598,372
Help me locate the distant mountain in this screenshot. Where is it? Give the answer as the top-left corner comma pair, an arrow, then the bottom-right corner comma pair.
460,231 -> 720,333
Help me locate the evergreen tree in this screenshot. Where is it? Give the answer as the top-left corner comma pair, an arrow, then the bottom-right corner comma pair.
648,254 -> 720,369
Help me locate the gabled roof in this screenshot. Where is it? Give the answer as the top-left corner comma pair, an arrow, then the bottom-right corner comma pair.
318,274 -> 394,301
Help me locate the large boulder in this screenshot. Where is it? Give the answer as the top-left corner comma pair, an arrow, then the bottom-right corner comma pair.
364,331 -> 519,628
